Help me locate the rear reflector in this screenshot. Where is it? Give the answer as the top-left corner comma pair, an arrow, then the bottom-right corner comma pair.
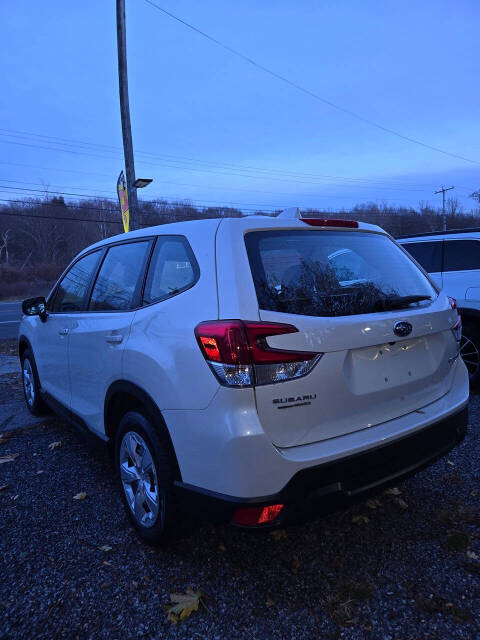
232,504 -> 284,526
301,218 -> 359,228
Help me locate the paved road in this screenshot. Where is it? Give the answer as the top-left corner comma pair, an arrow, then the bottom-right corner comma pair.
0,302 -> 22,340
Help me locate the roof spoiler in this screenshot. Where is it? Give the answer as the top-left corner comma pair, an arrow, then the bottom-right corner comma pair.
277,207 -> 301,219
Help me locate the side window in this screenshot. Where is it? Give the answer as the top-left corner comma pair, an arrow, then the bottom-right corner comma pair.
51,251 -> 101,313
444,240 -> 480,272
89,241 -> 150,311
402,241 -> 442,273
143,236 -> 199,305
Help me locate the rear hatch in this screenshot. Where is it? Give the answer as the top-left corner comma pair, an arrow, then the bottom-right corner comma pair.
245,226 -> 459,448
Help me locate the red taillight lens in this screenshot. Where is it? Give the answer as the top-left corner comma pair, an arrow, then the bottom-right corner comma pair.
232,504 -> 284,526
196,321 -> 251,364
195,320 -> 317,365
195,320 -> 321,387
301,218 -> 359,228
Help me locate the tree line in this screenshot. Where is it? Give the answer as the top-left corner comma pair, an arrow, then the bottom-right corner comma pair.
0,194 -> 478,299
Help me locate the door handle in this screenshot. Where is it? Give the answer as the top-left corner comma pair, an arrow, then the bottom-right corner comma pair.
59,328 -> 69,336
106,334 -> 123,344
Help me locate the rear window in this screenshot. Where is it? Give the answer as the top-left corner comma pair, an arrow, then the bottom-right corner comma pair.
245,230 -> 436,317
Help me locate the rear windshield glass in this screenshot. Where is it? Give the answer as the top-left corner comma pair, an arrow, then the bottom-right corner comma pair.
245,230 -> 436,317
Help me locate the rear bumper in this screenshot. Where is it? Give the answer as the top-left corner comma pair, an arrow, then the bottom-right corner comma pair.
174,405 -> 468,527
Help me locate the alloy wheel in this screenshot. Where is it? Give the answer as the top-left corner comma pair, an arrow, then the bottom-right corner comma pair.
119,431 -> 161,528
23,358 -> 35,407
459,334 -> 480,381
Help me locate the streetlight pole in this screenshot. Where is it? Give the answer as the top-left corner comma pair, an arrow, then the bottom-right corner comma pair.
116,0 -> 138,230
434,185 -> 455,232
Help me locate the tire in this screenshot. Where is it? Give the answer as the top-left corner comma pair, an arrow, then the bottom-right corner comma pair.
20,348 -> 50,416
115,410 -> 177,545
459,320 -> 480,387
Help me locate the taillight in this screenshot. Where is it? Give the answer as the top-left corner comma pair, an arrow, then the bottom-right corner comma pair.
448,297 -> 462,343
195,320 -> 321,387
300,218 -> 359,228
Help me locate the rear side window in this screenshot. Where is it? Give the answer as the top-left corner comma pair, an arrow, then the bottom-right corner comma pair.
51,250 -> 101,313
89,241 -> 150,311
245,230 -> 436,317
143,236 -> 199,305
402,241 -> 442,273
444,240 -> 480,272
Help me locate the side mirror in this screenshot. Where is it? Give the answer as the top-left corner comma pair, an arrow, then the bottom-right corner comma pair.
22,296 -> 48,322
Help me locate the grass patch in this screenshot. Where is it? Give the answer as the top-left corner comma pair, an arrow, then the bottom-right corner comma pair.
0,339 -> 18,356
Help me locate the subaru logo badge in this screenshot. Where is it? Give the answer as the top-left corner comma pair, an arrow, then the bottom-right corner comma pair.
393,321 -> 412,338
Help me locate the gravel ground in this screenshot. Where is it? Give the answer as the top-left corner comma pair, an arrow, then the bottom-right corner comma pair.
0,391 -> 479,639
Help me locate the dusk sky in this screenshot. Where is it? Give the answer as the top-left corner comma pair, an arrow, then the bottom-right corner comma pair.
2,0 -> 479,214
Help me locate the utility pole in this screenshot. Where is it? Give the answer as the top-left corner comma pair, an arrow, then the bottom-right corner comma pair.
434,185 -> 455,232
116,0 -> 138,230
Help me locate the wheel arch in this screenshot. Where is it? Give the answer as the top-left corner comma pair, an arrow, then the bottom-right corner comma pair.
18,335 -> 33,359
458,307 -> 480,322
104,380 -> 181,480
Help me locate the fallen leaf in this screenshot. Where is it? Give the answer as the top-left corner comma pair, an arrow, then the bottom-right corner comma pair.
103,561 -> 112,566
366,499 -> 381,509
73,492 -> 87,501
48,441 -> 63,451
352,515 -> 370,525
447,460 -> 455,467
0,453 -> 19,464
466,551 -> 479,561
218,543 -> 226,552
0,485 -> 8,492
395,497 -> 409,510
36,470 -> 45,475
165,588 -> 204,624
99,545 -> 112,552
269,529 -> 287,540
266,595 -> 276,607
12,494 -> 19,501
384,487 -> 402,496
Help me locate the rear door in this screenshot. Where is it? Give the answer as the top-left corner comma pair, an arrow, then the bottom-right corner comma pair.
68,239 -> 152,435
245,228 -> 459,448
401,240 -> 443,288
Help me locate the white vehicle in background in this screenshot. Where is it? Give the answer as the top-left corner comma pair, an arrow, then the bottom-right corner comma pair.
18,211 -> 468,544
399,229 -> 480,384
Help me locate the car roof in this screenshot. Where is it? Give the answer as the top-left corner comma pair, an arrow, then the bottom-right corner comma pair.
398,227 -> 480,241
83,215 -> 386,255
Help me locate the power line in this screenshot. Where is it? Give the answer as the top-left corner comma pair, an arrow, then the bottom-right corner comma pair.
0,161 -> 474,205
143,0 -> 480,166
0,128 -> 473,190
5,137 -> 468,195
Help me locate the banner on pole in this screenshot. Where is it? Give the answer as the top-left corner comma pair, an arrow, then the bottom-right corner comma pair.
117,171 -> 129,233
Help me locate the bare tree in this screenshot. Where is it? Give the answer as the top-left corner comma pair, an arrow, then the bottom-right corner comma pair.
0,229 -> 12,264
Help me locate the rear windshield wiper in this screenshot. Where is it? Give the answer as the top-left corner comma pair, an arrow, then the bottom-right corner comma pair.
381,294 -> 432,311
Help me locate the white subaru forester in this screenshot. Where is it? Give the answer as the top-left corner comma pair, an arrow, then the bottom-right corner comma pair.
19,210 -> 469,544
